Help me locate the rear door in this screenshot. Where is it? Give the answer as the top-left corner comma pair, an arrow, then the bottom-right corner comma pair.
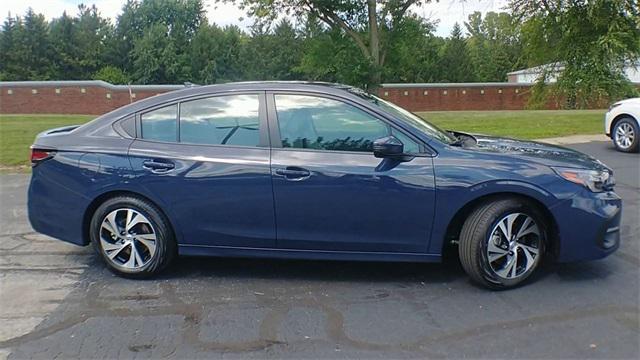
267,92 -> 436,253
128,92 -> 276,248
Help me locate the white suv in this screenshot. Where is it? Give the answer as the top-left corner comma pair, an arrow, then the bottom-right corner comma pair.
605,98 -> 640,153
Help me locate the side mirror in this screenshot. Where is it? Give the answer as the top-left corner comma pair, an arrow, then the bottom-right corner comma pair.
373,136 -> 404,158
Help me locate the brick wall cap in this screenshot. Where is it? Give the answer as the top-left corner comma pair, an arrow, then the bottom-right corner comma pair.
0,80 -> 184,91
381,82 -> 526,88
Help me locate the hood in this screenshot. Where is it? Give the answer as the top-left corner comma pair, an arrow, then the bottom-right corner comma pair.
463,134 -> 609,171
611,97 -> 640,107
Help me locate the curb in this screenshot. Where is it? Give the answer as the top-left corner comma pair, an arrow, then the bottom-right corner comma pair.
534,134 -> 609,145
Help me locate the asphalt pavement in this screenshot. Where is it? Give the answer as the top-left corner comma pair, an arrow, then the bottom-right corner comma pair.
0,140 -> 638,359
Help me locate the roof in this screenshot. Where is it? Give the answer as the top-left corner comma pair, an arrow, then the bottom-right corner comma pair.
0,80 -> 353,91
507,63 -> 564,76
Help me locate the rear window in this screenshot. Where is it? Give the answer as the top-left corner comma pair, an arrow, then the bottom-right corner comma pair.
139,95 -> 261,147
179,95 -> 260,146
141,105 -> 178,142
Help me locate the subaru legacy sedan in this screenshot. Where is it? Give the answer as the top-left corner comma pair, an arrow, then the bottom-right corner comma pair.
28,82 -> 621,289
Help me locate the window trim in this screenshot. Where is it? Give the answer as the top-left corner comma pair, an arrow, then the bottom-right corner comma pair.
113,115 -> 136,138
135,91 -> 269,148
266,91 -> 432,156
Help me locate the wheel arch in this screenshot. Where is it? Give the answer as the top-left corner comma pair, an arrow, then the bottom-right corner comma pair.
441,192 -> 560,259
82,190 -> 178,246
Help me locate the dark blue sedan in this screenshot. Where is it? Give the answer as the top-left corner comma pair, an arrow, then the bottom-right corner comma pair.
28,82 -> 621,289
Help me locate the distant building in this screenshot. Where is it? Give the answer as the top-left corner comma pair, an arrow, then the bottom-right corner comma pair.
507,62 -> 640,84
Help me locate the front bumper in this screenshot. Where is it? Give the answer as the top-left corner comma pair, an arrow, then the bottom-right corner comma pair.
550,189 -> 622,262
604,111 -> 614,137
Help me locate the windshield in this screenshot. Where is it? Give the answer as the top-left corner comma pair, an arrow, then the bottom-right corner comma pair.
348,89 -> 457,144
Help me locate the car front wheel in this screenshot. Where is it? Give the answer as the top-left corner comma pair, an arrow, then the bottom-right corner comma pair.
612,117 -> 639,153
458,198 -> 546,289
90,196 -> 176,278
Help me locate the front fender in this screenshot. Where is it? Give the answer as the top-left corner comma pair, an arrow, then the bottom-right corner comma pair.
427,179 -> 561,254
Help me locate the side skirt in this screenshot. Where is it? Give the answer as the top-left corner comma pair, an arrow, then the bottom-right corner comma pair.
178,244 -> 441,263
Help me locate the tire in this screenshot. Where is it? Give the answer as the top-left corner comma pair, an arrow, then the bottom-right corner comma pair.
612,117 -> 639,153
90,195 -> 176,278
458,198 -> 546,290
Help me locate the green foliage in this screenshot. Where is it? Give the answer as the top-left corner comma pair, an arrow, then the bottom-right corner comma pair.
437,23 -> 475,82
513,0 -> 640,108
93,66 -> 129,84
465,11 -> 525,82
382,15 -> 442,83
1,0 -> 638,103
49,5 -> 113,80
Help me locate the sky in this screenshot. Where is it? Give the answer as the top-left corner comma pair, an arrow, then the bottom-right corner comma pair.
0,0 -> 510,37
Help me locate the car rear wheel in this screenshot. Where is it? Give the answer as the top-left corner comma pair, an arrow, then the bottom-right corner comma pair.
612,117 -> 639,153
458,198 -> 546,289
90,196 -> 176,278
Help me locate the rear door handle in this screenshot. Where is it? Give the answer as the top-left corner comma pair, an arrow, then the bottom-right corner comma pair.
274,167 -> 311,180
143,160 -> 175,172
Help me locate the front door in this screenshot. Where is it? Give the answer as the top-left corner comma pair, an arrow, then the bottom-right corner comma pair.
128,92 -> 276,248
268,93 -> 436,253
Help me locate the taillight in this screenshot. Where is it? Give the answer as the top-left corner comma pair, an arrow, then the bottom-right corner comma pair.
30,148 -> 55,166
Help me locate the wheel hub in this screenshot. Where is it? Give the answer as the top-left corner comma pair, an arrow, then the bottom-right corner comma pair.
615,123 -> 635,149
99,208 -> 157,270
486,213 -> 541,280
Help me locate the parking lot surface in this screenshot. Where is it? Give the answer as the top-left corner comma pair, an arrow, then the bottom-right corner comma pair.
0,141 -> 638,359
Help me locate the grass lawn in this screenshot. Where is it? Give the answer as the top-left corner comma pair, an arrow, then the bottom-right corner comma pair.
419,110 -> 604,140
0,110 -> 605,171
0,114 -> 94,170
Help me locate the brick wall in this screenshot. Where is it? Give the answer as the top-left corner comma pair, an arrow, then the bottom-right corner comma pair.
0,81 -> 182,115
0,80 -> 629,115
377,83 -> 551,112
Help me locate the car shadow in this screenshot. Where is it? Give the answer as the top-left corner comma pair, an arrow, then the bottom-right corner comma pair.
155,255 -> 467,285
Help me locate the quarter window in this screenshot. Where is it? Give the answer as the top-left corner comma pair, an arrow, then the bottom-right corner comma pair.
141,105 -> 178,142
274,94 -> 419,153
180,95 -> 260,146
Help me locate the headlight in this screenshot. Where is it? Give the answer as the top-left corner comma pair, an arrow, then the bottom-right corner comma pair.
552,167 -> 615,192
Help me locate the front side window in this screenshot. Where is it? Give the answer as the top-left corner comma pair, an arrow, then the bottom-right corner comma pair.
180,94 -> 260,146
347,88 -> 456,145
141,105 -> 178,142
275,94 -> 419,153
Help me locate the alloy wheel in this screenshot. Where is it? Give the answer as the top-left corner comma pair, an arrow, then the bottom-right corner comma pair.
486,213 -> 542,280
615,122 -> 635,150
100,208 -> 157,270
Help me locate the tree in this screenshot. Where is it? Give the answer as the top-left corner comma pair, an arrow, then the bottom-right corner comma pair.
0,15 -> 23,80
189,24 -> 247,83
465,11 -> 524,82
93,65 -> 129,84
437,23 -> 474,82
49,5 -> 113,80
110,0 -> 206,83
512,0 -> 640,108
218,0 -> 433,87
12,8 -> 53,80
382,15 -> 441,83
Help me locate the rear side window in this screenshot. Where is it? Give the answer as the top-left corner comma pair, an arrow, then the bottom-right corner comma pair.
180,95 -> 260,146
141,105 -> 178,142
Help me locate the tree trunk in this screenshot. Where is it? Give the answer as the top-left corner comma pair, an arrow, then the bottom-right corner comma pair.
367,0 -> 382,87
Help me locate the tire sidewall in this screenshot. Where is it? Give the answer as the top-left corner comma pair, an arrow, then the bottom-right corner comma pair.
90,196 -> 172,277
478,202 -> 547,288
613,118 -> 640,153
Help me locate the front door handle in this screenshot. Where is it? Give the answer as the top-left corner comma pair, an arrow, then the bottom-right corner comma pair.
143,159 -> 175,173
274,167 -> 311,180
